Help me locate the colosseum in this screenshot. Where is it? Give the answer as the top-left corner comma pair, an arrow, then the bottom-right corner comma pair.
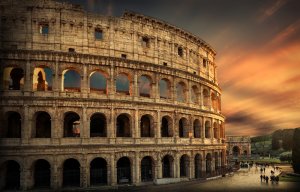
0,0 -> 226,190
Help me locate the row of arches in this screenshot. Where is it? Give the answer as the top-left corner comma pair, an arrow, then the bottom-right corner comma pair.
2,66 -> 221,108
0,152 -> 224,189
0,111 -> 224,139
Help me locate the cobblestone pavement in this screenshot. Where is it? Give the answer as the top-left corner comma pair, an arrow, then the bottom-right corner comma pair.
111,165 -> 300,192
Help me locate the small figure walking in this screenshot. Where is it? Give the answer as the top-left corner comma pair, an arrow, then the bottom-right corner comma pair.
260,175 -> 263,182
266,176 -> 269,183
263,168 -> 266,173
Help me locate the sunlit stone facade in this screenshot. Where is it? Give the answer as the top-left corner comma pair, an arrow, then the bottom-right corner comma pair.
0,0 -> 225,190
226,136 -> 251,160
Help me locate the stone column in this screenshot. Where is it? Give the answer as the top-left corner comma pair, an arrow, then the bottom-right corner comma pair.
201,117 -> 205,142
175,153 -> 180,178
202,151 -> 206,177
134,152 -> 141,185
22,105 -> 30,144
156,158 -> 162,179
189,156 -> 194,179
21,164 -> 31,190
51,158 -> 59,190
156,110 -> 161,141
109,107 -> 115,144
52,60 -> 60,94
110,154 -> 117,185
199,84 -> 203,108
24,60 -> 32,93
133,72 -> 138,98
81,160 -> 88,188
82,106 -> 88,140
134,109 -> 140,143
109,63 -> 115,98
81,65 -> 88,97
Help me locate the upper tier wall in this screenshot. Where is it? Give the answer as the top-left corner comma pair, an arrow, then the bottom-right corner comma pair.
0,0 -> 218,83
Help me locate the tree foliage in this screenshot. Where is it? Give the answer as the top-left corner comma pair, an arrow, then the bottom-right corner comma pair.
271,129 -> 295,150
292,128 -> 300,173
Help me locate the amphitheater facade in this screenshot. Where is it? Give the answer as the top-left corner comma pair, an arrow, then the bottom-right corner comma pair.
0,0 -> 226,190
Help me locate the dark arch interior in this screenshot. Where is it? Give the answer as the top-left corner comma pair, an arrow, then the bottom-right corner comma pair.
4,160 -> 20,190
64,112 -> 80,137
162,155 -> 172,178
63,159 -> 80,187
116,114 -> 130,137
117,157 -> 131,184
7,112 -> 21,138
179,118 -> 188,138
205,121 -> 211,138
90,158 -> 107,185
194,154 -> 202,178
90,114 -> 107,137
140,115 -> 152,137
161,117 -> 171,137
141,156 -> 153,182
193,119 -> 201,138
206,154 -> 212,175
35,112 -> 51,138
34,159 -> 50,188
180,155 -> 189,177
10,68 -> 24,90
233,146 -> 240,157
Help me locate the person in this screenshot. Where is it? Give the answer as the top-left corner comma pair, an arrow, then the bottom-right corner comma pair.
266,176 -> 269,183
275,176 -> 279,184
260,175 -> 263,182
263,168 -> 266,173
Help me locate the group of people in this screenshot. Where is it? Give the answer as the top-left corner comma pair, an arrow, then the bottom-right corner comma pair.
259,164 -> 280,184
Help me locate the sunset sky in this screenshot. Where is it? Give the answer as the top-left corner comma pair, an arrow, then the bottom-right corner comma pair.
61,0 -> 300,136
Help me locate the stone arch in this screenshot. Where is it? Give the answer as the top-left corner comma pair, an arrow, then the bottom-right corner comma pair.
214,152 -> 220,172
206,153 -> 212,176
62,69 -> 81,92
139,75 -> 152,97
90,157 -> 107,185
116,113 -> 131,137
2,111 -> 21,138
89,70 -> 108,94
232,146 -> 240,157
34,111 -> 51,138
90,113 -> 107,137
140,114 -> 154,137
159,78 -> 171,99
205,120 -> 211,138
179,117 -> 189,138
193,119 -> 201,138
116,73 -> 131,95
191,85 -> 200,104
176,81 -> 186,102
203,88 -> 209,107
63,158 -> 80,187
213,122 -> 219,139
63,111 -> 80,137
117,157 -> 131,184
0,160 -> 20,190
180,154 -> 190,177
162,155 -> 174,178
161,115 -> 173,137
194,153 -> 202,178
33,66 -> 53,91
3,67 -> 24,90
141,156 -> 154,182
33,159 -> 51,188
211,92 -> 217,111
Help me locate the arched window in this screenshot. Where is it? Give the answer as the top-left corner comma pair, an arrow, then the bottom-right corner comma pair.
211,92 -> 217,110
215,152 -> 219,172
179,118 -> 188,138
141,156 -> 153,182
140,115 -> 154,137
90,158 -> 107,185
116,73 -> 130,95
90,113 -> 106,137
139,75 -> 151,97
35,112 -> 51,138
89,71 -> 107,94
162,155 -> 173,178
203,89 -> 209,107
191,85 -> 199,103
34,159 -> 50,188
194,154 -> 202,178
116,114 -> 131,137
33,67 -> 52,91
180,155 -> 189,177
193,119 -> 201,138
159,79 -> 170,99
3,67 -> 24,90
63,69 -> 81,92
205,121 -> 211,138
63,159 -> 80,187
213,122 -> 219,139
4,112 -> 21,138
117,157 -> 131,184
232,146 -> 240,157
63,112 -> 80,137
176,82 -> 186,102
206,153 -> 212,175
161,116 -> 173,137
2,160 -> 20,190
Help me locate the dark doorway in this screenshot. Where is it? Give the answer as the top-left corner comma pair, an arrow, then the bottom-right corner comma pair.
35,112 -> 51,138
4,160 -> 20,190
141,156 -> 153,182
90,113 -> 106,137
7,112 -> 21,138
90,158 -> 107,185
194,154 -> 202,178
140,115 -> 152,137
10,68 -> 24,90
63,159 -> 80,187
117,157 -> 131,184
162,155 -> 172,178
116,114 -> 130,137
180,155 -> 189,177
161,116 -> 172,137
64,112 -> 80,137
34,159 -> 50,188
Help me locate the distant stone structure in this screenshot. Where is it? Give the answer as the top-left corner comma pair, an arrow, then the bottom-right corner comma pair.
0,0 -> 225,190
226,136 -> 251,159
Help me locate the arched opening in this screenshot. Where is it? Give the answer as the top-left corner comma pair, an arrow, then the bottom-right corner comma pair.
211,92 -> 217,111
243,150 -> 248,156
220,123 -> 224,139
116,114 -> 131,137
117,157 -> 131,184
176,82 -> 186,102
203,89 -> 209,107
63,159 -> 80,187
180,155 -> 189,177
33,67 -> 52,91
159,79 -> 170,99
35,112 -> 51,138
34,159 -> 50,188
140,115 -> 154,137
193,119 -> 201,138
141,156 -> 153,182
213,122 -> 219,139
191,85 -> 199,103
205,121 -> 211,138
162,155 -> 173,178
214,152 -> 219,173
116,73 -> 130,95
217,96 -> 221,111
90,158 -> 107,185
161,116 -> 173,137
64,112 -> 80,137
2,160 -> 20,190
63,69 -> 81,92
5,112 -> 21,138
139,75 -> 152,97
89,71 -> 107,94
90,113 -> 106,137
206,153 -> 212,176
194,154 -> 202,178
179,118 -> 188,138
232,146 -> 240,157
10,68 -> 24,90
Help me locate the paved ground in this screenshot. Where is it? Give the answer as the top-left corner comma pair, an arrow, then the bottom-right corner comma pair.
110,165 -> 300,192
